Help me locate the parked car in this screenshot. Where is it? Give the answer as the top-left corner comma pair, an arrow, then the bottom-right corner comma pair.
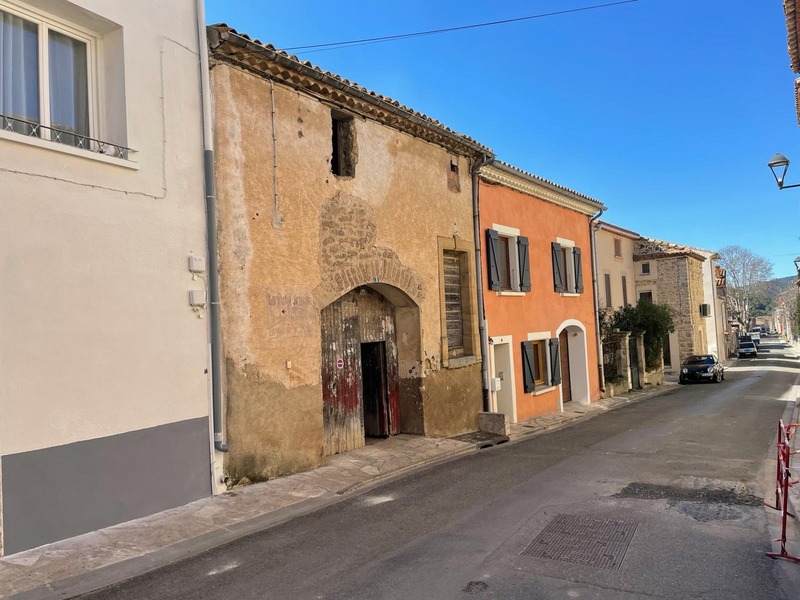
738,341 -> 758,359
748,331 -> 761,345
679,354 -> 724,384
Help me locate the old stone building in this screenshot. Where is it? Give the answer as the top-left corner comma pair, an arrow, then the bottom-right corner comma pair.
634,238 -> 711,369
208,25 -> 492,482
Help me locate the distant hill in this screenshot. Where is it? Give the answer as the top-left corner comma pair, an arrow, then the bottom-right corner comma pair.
751,276 -> 795,316
765,276 -> 796,296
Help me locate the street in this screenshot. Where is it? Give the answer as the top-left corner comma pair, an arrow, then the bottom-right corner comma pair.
83,339 -> 800,600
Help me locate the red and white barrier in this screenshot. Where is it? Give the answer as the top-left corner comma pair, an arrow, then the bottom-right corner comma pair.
766,419 -> 800,563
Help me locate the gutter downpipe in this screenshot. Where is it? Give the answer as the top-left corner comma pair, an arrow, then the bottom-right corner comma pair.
472,154 -> 494,412
590,210 -> 606,393
197,2 -> 228,453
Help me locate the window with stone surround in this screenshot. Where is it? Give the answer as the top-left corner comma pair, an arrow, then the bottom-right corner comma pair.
438,237 -> 478,367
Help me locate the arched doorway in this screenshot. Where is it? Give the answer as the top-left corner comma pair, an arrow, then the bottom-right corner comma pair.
321,285 -> 421,456
556,320 -> 590,407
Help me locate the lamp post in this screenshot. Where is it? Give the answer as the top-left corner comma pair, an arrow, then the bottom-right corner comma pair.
768,153 -> 800,189
794,257 -> 800,287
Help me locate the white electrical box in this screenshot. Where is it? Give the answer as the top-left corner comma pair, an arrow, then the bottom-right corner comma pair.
188,255 -> 207,274
490,377 -> 502,392
189,290 -> 207,307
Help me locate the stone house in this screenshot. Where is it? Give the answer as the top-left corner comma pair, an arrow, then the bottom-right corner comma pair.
478,162 -> 604,423
207,25 -> 493,482
634,238 -> 714,369
0,0 -> 213,555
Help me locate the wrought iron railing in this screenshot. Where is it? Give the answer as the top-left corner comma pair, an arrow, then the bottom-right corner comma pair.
1,113 -> 133,160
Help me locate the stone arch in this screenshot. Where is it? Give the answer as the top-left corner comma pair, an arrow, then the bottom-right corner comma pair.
319,283 -> 423,457
555,319 -> 591,407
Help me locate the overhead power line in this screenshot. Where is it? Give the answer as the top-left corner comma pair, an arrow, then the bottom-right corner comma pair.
277,0 -> 640,55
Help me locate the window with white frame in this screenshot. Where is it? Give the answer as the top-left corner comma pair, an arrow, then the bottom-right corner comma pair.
486,225 -> 531,293
551,238 -> 584,294
0,2 -> 99,149
521,333 -> 562,393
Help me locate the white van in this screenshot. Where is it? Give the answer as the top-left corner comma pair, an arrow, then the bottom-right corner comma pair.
748,330 -> 761,345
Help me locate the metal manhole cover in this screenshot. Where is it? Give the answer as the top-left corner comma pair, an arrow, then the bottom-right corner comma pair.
521,514 -> 638,570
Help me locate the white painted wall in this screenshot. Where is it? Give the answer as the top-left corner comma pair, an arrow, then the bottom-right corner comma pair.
0,1 -> 208,458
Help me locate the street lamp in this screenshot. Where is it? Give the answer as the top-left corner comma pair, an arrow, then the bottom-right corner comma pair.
795,256 -> 800,287
768,153 -> 800,189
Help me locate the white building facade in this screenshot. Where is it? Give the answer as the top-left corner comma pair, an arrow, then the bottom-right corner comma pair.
0,0 -> 215,555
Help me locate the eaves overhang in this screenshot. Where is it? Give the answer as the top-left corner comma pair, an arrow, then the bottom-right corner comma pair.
479,162 -> 605,216
207,24 -> 494,160
595,220 -> 640,240
787,0 -> 800,73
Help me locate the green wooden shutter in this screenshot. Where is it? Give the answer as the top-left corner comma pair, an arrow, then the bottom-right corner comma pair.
549,337 -> 561,386
551,242 -> 565,293
518,235 -> 531,292
574,247 -> 584,293
486,229 -> 501,291
521,341 -> 536,393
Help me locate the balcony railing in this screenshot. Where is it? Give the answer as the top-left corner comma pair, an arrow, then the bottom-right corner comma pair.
1,113 -> 133,160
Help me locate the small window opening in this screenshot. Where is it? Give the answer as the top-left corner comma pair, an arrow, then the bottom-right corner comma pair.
614,238 -> 622,257
641,262 -> 650,275
331,111 -> 356,177
447,158 -> 460,192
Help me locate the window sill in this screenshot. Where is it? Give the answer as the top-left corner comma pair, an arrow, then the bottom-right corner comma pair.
0,129 -> 138,170
497,290 -> 525,297
560,292 -> 580,297
531,385 -> 556,396
446,355 -> 478,369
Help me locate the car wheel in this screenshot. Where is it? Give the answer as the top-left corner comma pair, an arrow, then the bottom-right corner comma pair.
679,377 -> 685,385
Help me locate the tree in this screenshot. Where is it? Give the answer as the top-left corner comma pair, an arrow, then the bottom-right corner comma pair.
717,245 -> 774,327
606,299 -> 675,370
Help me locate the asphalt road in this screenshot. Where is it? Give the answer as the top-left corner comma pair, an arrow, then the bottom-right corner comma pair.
83,338 -> 800,600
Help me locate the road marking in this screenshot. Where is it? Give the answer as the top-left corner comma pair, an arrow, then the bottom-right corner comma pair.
207,561 -> 240,576
362,494 -> 395,506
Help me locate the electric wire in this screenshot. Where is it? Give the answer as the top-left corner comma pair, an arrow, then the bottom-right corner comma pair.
225,1 -> 639,57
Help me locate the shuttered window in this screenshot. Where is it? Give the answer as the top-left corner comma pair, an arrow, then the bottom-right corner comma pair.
549,337 -> 562,385
552,241 -> 583,294
487,228 -> 530,293
443,250 -> 464,356
604,273 -> 612,308
522,340 -> 547,393
621,275 -> 628,306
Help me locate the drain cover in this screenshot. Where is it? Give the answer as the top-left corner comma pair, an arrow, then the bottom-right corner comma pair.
521,514 -> 637,570
450,431 -> 508,448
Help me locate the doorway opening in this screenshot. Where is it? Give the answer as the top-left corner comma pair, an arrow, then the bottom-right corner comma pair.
361,341 -> 390,438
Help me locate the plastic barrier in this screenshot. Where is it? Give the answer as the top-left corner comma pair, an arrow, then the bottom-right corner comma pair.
766,419 -> 800,563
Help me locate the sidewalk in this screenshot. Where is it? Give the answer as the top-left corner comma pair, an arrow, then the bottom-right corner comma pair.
0,383 -> 676,600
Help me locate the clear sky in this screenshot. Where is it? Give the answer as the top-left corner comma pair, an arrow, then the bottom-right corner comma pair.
205,0 -> 800,278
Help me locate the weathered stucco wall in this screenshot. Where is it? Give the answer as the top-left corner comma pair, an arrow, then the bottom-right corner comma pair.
212,63 -> 481,480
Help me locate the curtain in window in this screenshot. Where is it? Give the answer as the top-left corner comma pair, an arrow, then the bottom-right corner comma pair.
0,9 -> 39,127
48,29 -> 88,141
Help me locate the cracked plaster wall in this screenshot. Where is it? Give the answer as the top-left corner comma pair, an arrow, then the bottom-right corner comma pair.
212,64 -> 481,480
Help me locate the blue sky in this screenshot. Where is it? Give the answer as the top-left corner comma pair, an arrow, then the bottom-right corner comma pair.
205,0 -> 800,278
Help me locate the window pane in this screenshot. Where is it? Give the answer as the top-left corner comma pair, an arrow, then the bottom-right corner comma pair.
49,29 -> 88,145
498,237 -> 511,290
0,9 -> 39,130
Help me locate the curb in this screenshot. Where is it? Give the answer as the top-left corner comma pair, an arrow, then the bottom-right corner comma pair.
3,383 -> 676,600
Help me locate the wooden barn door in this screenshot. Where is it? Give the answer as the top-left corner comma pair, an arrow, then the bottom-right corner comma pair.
321,287 -> 401,456
321,291 -> 364,456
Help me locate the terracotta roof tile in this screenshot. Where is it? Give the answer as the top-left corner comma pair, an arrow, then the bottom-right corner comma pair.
208,24 -> 493,157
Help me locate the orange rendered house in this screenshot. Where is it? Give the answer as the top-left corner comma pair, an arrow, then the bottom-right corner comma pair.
479,162 -> 605,422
